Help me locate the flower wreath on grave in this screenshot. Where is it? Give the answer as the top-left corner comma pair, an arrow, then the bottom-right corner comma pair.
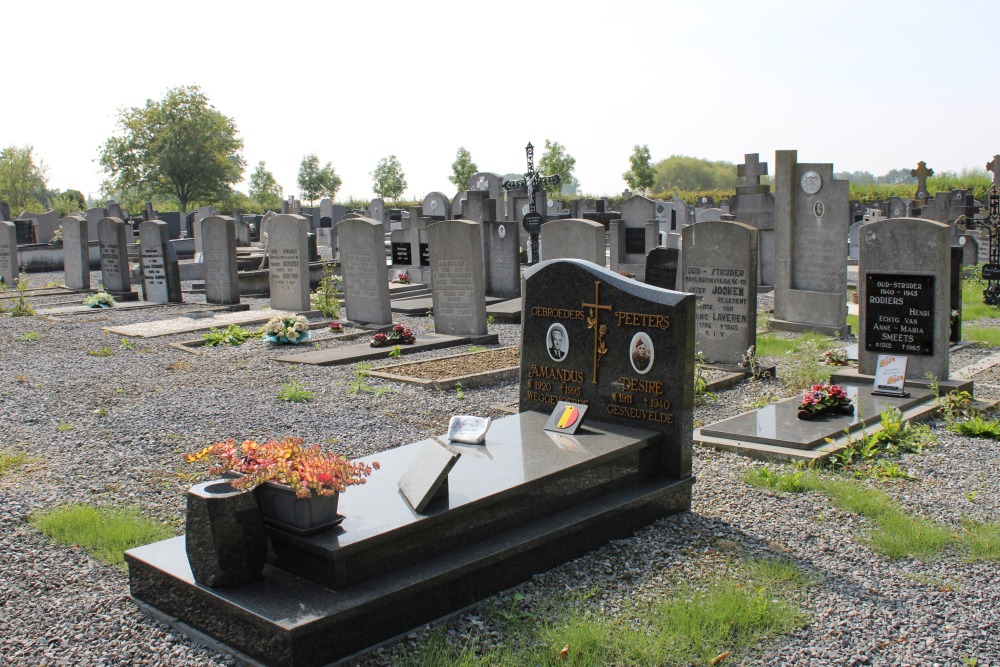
797,383 -> 854,420
329,321 -> 343,332
185,437 -> 379,499
370,324 -> 416,347
394,271 -> 411,285
83,292 -> 116,308
260,314 -> 310,344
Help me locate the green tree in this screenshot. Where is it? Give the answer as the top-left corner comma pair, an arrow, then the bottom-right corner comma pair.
0,144 -> 48,212
50,189 -> 87,216
653,155 -> 738,192
98,85 -> 246,212
623,144 -> 655,194
371,155 -> 407,200
538,140 -> 578,195
249,161 -> 283,210
449,146 -> 478,191
297,153 -> 342,205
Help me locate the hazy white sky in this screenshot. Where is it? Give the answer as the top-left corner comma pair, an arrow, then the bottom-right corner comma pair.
3,0 -> 997,204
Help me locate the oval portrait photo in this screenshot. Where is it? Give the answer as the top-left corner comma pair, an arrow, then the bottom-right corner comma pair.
547,323 -> 569,362
629,332 -> 654,375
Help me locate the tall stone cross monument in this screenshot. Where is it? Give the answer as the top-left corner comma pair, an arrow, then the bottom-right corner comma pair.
911,160 -> 934,202
503,142 -> 560,265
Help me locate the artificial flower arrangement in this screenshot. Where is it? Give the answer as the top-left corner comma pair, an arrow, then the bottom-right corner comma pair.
50,227 -> 63,244
797,383 -> 854,420
329,321 -> 343,332
185,437 -> 379,499
260,314 -> 310,344
394,271 -> 411,285
823,348 -> 850,366
370,323 -> 416,347
83,292 -> 116,308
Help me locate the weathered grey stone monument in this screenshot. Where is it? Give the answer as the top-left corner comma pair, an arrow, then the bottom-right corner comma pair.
62,215 -> 90,291
0,220 -> 17,288
858,217 -> 951,381
540,218 -> 605,266
422,192 -> 451,220
267,214 -> 311,312
681,220 -> 758,365
771,150 -> 850,336
611,195 -> 658,276
468,172 -> 505,219
338,217 -> 391,325
728,153 -> 775,286
139,220 -> 182,304
98,217 -> 135,300
427,220 -> 487,336
203,215 -> 240,305
390,209 -> 431,283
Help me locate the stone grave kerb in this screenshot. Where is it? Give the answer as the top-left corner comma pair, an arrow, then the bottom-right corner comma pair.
519,258 -> 696,479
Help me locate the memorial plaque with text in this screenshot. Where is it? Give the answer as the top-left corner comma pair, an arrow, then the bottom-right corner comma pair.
391,242 -> 412,265
644,247 -> 678,290
864,273 -> 934,355
419,243 -> 430,267
520,259 -> 696,479
625,228 -> 646,255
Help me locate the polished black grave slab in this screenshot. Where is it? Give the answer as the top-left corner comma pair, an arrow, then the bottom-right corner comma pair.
699,384 -> 935,450
127,411 -> 693,667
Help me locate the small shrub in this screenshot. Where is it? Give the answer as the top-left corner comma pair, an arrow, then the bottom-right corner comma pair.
312,264 -> 343,318
455,382 -> 465,400
203,324 -> 256,347
388,345 -> 402,359
119,337 -> 136,350
16,331 -> 39,342
949,414 -> 1000,439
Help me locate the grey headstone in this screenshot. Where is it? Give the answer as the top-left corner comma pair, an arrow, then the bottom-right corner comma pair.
427,220 -> 487,336
62,215 -> 90,291
422,192 -> 451,220
203,215 -> 240,305
451,191 -> 465,218
467,172 -> 505,220
540,219 -> 605,267
267,214 -> 311,312
97,217 -> 132,295
0,221 -> 17,287
859,217 -> 951,381
644,246 -> 679,290
260,211 -> 276,244
771,150 -> 850,336
139,220 -> 182,304
519,259 -> 696,480
106,199 -> 124,220
695,208 -> 723,223
337,217 -> 392,325
681,220 -> 758,365
484,218 -> 520,298
398,439 -> 461,513
85,208 -> 106,242
16,209 -> 60,244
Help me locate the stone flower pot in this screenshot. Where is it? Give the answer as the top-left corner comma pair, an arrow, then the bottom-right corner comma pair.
255,482 -> 343,536
185,480 -> 267,588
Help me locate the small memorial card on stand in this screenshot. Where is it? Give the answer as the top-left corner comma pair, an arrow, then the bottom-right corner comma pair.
398,438 -> 461,513
873,354 -> 908,397
544,401 -> 588,435
447,415 -> 492,444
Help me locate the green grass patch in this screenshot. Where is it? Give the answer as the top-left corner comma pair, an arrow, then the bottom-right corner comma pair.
961,280 -> 998,323
0,449 -> 33,478
846,313 -> 859,334
743,466 -> 816,493
396,558 -> 809,666
959,519 -> 1000,561
961,326 -> 1000,347
755,331 -> 828,357
277,379 -> 315,403
30,503 -> 173,567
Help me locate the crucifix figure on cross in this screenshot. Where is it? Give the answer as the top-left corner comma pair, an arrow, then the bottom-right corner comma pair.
910,160 -> 934,201
987,155 -> 1000,188
503,142 -> 561,265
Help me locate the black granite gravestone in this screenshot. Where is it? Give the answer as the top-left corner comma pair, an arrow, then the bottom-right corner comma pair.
644,247 -> 679,290
864,273 -> 935,356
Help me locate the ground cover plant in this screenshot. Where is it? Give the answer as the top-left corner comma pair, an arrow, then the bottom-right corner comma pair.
30,503 -> 173,567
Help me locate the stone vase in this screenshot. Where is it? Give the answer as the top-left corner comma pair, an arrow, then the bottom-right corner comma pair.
185,480 -> 267,588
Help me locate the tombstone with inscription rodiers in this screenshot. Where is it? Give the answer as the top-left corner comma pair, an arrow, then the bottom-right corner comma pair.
519,259 -> 696,481
859,217 -> 951,381
98,217 -> 137,301
337,217 -> 392,326
427,219 -> 487,336
203,215 -> 240,305
681,220 -> 758,365
267,214 -> 311,312
770,150 -> 850,336
139,220 -> 182,304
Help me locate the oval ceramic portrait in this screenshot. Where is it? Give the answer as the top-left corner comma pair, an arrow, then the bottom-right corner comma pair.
800,170 -> 822,195
629,332 -> 654,375
498,224 -> 506,239
546,323 -> 569,363
814,201 -> 825,217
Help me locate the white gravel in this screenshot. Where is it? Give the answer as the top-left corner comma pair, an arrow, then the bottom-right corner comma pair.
1,268 -> 998,667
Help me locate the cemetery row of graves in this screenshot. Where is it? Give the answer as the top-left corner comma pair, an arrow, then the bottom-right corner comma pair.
1,150 -> 1000,666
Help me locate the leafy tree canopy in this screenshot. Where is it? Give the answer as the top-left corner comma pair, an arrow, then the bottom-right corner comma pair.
0,144 -> 48,213
623,144 -> 655,194
653,155 -> 738,192
297,154 -> 341,205
538,140 -> 578,195
98,84 -> 246,212
249,161 -> 283,210
371,155 -> 407,200
449,147 -> 478,191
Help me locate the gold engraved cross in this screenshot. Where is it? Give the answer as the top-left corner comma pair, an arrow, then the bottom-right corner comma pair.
583,280 -> 613,384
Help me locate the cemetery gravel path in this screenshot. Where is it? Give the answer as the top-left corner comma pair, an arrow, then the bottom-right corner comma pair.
0,271 -> 998,667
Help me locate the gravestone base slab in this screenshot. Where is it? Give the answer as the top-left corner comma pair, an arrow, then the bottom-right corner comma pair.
106,290 -> 139,302
127,411 -> 692,667
768,318 -> 850,338
829,369 -> 973,397
273,332 -> 499,366
485,297 -> 522,323
702,363 -> 778,382
695,382 -> 937,462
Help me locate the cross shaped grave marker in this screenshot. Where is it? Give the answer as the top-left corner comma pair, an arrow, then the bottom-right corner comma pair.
988,155 -> 1000,187
910,160 -> 934,201
503,142 -> 560,265
737,153 -> 768,189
